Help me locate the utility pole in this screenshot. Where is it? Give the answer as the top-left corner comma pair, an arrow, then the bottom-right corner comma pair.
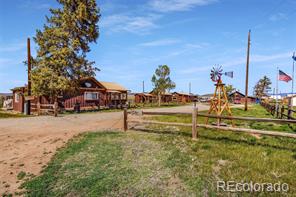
290,52 -> 296,114
27,38 -> 31,115
142,81 -> 145,93
189,82 -> 191,94
244,30 -> 251,111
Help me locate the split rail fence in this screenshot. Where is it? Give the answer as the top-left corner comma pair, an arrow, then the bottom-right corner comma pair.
261,102 -> 296,120
123,107 -> 296,139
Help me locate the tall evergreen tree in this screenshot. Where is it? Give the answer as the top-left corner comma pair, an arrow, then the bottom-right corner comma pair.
253,76 -> 272,98
31,0 -> 100,99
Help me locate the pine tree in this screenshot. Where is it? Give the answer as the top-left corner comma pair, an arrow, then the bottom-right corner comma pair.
31,0 -> 100,99
253,76 -> 272,98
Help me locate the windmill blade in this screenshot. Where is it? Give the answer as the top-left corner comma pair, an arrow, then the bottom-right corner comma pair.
225,71 -> 233,78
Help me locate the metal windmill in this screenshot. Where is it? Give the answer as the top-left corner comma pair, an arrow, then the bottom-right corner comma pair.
206,65 -> 234,126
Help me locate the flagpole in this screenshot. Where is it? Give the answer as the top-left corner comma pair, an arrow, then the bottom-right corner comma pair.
276,67 -> 279,115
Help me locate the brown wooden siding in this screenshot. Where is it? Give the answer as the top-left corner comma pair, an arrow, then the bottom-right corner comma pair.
12,90 -> 24,113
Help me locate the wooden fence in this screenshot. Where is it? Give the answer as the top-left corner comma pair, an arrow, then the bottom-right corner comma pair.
31,102 -> 58,116
123,107 -> 296,139
260,102 -> 295,120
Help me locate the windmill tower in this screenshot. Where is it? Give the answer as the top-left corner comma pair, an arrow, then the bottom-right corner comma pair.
206,65 -> 234,126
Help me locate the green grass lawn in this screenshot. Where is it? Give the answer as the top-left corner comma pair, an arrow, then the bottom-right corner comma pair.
0,110 -> 26,118
132,102 -> 189,109
21,130 -> 296,196
148,104 -> 296,133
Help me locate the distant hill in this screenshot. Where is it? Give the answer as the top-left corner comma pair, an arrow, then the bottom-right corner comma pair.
0,93 -> 13,97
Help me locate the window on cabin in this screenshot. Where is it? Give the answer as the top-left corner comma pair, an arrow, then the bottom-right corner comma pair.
111,93 -> 119,100
14,93 -> 20,103
121,93 -> 126,100
84,92 -> 99,100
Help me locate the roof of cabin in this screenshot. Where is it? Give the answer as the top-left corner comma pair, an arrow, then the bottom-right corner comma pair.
229,91 -> 256,99
173,92 -> 192,96
134,93 -> 154,96
99,81 -> 127,91
229,91 -> 245,97
11,77 -> 128,92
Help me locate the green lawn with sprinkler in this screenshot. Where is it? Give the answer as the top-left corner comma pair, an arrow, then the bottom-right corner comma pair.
21,105 -> 296,196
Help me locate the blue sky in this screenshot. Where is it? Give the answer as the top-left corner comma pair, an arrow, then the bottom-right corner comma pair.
0,0 -> 295,95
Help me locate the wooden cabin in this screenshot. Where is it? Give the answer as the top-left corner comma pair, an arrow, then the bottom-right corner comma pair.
12,77 -> 128,113
160,93 -> 173,103
172,92 -> 193,103
134,93 -> 156,103
145,91 -> 173,103
229,91 -> 256,104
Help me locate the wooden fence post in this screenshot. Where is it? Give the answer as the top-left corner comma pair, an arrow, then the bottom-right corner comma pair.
124,107 -> 128,131
288,109 -> 292,120
280,106 -> 284,119
192,107 -> 198,139
37,101 -> 41,116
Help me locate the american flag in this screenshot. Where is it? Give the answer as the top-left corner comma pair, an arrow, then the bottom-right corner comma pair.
279,70 -> 292,82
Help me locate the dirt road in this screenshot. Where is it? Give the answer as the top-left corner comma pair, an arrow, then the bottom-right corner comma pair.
0,112 -> 124,194
0,104 -> 208,194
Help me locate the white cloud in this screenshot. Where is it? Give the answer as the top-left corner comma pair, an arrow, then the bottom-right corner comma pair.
101,14 -> 161,34
139,39 -> 180,47
0,58 -> 13,65
0,58 -> 23,68
269,13 -> 288,22
251,52 -> 291,63
180,52 -> 291,74
0,43 -> 26,52
149,0 -> 217,12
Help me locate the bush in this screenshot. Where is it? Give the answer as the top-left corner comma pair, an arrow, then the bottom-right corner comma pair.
0,96 -> 4,108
